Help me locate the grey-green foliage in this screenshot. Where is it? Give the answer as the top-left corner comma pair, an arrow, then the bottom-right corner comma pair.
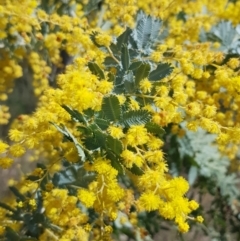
84,0 -> 102,14
207,227 -> 234,241
177,124 -> 240,203
200,21 -> 240,54
90,12 -> 173,94
133,11 -> 163,52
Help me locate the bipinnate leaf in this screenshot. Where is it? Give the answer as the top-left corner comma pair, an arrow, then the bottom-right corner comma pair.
106,151 -> 125,175
128,164 -> 144,175
106,135 -> 123,155
116,27 -> 132,50
121,44 -> 130,70
135,62 -> 150,86
129,61 -> 143,71
20,238 -> 38,241
53,165 -> 95,188
51,123 -> 87,162
85,0 -> 101,14
124,71 -> 135,93
88,62 -> 105,79
5,227 -> 20,240
148,63 -> 173,81
62,105 -> 87,124
134,12 -> 162,50
90,31 -> 102,47
135,15 -> 153,49
145,122 -> 165,137
95,118 -> 110,130
102,95 -> 121,121
122,110 -> 151,127
104,56 -> 118,67
9,186 -> 26,201
0,202 -> 16,213
208,21 -> 236,47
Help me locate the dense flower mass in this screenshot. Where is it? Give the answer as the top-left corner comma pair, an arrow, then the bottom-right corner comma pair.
0,0 -> 240,240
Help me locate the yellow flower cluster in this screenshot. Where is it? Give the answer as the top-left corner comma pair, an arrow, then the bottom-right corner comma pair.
3,0 -> 240,240
0,0 -> 107,125
41,188 -> 89,241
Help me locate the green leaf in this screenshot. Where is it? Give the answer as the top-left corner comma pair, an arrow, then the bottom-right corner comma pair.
102,95 -> 121,121
20,238 -> 38,241
77,126 -> 93,136
129,61 -> 143,71
148,63 -> 173,81
9,186 -> 25,201
88,62 -> 105,79
122,110 -> 151,127
121,44 -> 130,70
51,123 -> 87,162
83,124 -> 107,150
135,62 -> 150,87
26,175 -> 40,181
104,56 -> 118,67
116,27 -> 132,50
53,165 -> 95,188
109,43 -> 120,56
5,227 -> 20,240
88,123 -> 101,132
32,213 -> 46,224
145,122 -> 165,137
0,202 -> 16,213
90,31 -> 102,48
85,0 -> 101,14
128,164 -> 144,175
114,67 -> 125,93
108,72 -> 115,82
62,105 -> 87,124
107,151 -> 125,175
95,118 -> 110,130
124,71 -> 135,93
93,129 -> 107,147
106,135 -> 123,155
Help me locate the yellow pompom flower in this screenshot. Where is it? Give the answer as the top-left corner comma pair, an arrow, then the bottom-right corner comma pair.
121,149 -> 136,168
129,98 -> 140,110
178,221 -> 190,233
140,78 -> 152,93
116,95 -> 126,105
203,105 -> 217,118
138,192 -> 161,211
9,144 -> 26,157
108,126 -> 124,139
126,125 -> 149,146
196,215 -> 204,223
188,200 -> 199,211
78,189 -> 96,208
158,201 -> 175,220
0,141 -> 9,153
0,157 -> 13,169
9,129 -> 24,141
186,102 -> 201,117
97,80 -> 113,94
95,33 -> 112,47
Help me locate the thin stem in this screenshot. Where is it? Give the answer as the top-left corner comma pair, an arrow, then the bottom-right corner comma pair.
107,46 -> 120,64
